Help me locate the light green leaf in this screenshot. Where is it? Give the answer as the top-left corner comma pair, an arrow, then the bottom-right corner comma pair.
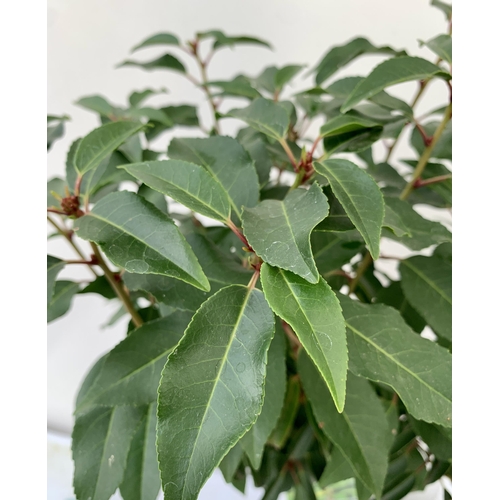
422,34 -> 452,64
261,264 -> 348,412
168,136 -> 259,219
131,32 -> 180,52
120,403 -> 161,500
242,183 -> 328,283
74,121 -> 144,175
76,312 -> 191,411
341,57 -> 451,112
299,352 -> 392,499
118,53 -> 186,73
400,255 -> 452,340
47,280 -> 80,323
240,323 -> 287,469
339,295 -> 452,427
47,255 -> 65,304
121,160 -> 231,222
228,98 -> 290,141
72,405 -> 144,500
75,191 -> 210,291
157,285 -> 275,500
314,37 -> 405,85
314,159 -> 384,259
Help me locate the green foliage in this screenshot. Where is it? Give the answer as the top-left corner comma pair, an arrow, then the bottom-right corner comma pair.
48,11 -> 452,499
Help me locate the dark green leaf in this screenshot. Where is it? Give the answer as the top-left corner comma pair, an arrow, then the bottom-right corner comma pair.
131,32 -> 180,51
207,76 -> 262,99
315,159 -> 384,259
219,443 -> 244,483
129,88 -> 168,107
121,160 -> 231,222
119,133 -> 143,163
157,285 -> 275,500
228,98 -> 290,141
76,95 -> 121,118
400,255 -> 452,340
411,418 -> 451,461
341,57 -> 451,112
47,255 -> 65,304
137,183 -> 169,214
75,191 -> 210,291
294,467 -> 317,500
320,113 -> 382,138
236,127 -> 272,186
168,136 -> 259,219
243,183 -> 328,283
47,280 -> 80,323
339,295 -> 452,427
261,264 -> 348,411
311,232 -> 362,277
300,352 -> 392,499
145,105 -> 199,141
119,53 -> 186,73
79,275 -> 116,300
72,405 -> 144,500
319,447 -> 355,488
422,34 -> 452,64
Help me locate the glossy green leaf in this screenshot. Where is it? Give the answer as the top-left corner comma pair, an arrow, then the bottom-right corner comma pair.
410,120 -> 452,160
320,114 -> 382,138
131,32 -> 180,51
242,183 -> 329,283
261,264 -> 348,412
422,34 -> 452,64
314,37 -> 405,85
118,53 -> 186,73
314,159 -> 384,259
341,57 -> 451,112
120,403 -> 161,500
72,405 -> 144,500
47,280 -> 80,323
236,128 -> 272,186
75,191 -> 210,291
168,136 -> 259,219
74,121 -> 144,175
300,352 -> 392,499
240,324 -> 287,469
76,312 -> 191,410
338,295 -> 452,427
228,98 -> 290,141
157,285 -> 275,500
400,255 -> 452,340
47,255 -> 65,304
121,160 -> 231,222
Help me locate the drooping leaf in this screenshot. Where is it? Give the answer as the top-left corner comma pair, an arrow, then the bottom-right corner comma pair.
341,57 -> 451,112
145,105 -> 199,141
168,136 -> 259,219
236,127 -> 272,186
421,34 -> 452,64
72,405 -> 144,500
400,255 -> 452,340
76,312 -> 191,410
314,159 -> 384,259
338,295 -> 452,427
47,280 -> 80,323
120,403 -> 161,500
74,121 -> 144,175
137,183 -> 169,214
121,160 -> 231,222
242,183 -> 329,283
431,0 -> 452,20
47,255 -> 65,304
75,191 -> 210,291
410,120 -> 452,160
47,115 -> 69,150
240,323 -> 287,469
228,98 -> 290,141
261,264 -> 348,412
118,53 -> 186,73
300,352 -> 392,499
131,32 -> 180,52
157,285 -> 275,500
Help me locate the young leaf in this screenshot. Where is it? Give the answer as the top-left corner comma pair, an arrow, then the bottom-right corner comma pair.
121,160 -> 231,222
240,323 -> 287,469
131,32 -> 180,52
157,285 -> 275,500
314,159 -> 384,259
75,312 -> 191,411
75,191 -> 210,291
341,57 -> 451,112
72,405 -> 144,500
74,121 -> 144,175
47,255 -> 65,304
118,53 -> 186,73
242,183 -> 329,283
120,403 -> 161,500
338,295 -> 452,427
299,352 -> 392,499
261,264 -> 348,412
314,38 -> 405,85
227,98 -> 290,141
422,34 -> 452,64
168,136 -> 259,219
400,255 -> 452,340
47,280 -> 80,323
